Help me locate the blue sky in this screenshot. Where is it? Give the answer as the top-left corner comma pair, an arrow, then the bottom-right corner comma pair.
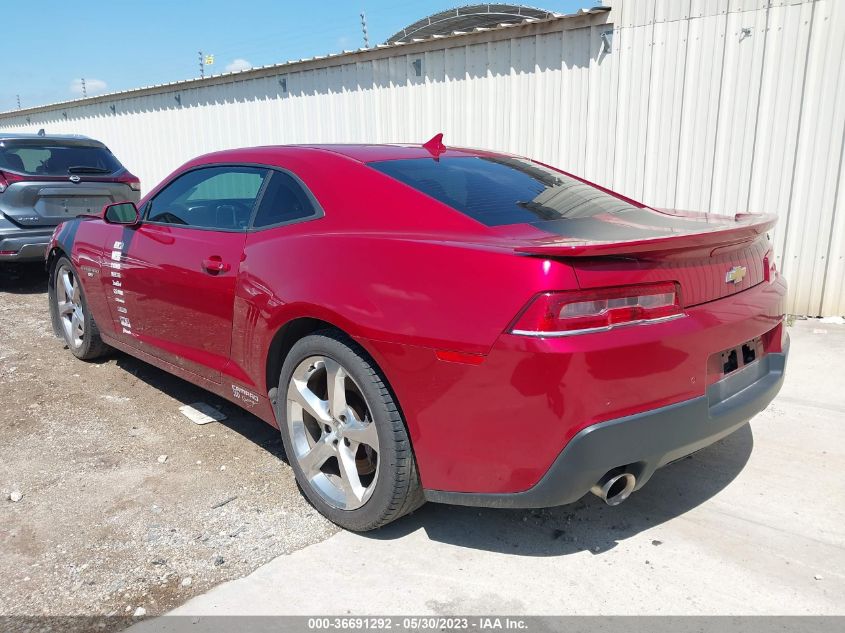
3,0 -> 591,111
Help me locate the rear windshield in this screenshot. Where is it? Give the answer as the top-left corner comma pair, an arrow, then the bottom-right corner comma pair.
368,156 -> 638,226
0,141 -> 122,176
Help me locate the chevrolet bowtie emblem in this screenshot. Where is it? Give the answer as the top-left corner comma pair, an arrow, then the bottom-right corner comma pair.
725,265 -> 748,285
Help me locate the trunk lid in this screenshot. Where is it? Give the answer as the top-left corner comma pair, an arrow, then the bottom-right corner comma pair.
0,179 -> 137,227
498,208 -> 776,307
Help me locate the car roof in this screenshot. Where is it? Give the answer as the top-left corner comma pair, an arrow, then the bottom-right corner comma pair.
0,132 -> 104,145
194,143 -> 505,165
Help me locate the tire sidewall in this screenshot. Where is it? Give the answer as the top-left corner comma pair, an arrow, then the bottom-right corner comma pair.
276,333 -> 404,531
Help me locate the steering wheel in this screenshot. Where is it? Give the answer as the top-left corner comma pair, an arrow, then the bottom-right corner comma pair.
214,200 -> 253,229
152,210 -> 189,225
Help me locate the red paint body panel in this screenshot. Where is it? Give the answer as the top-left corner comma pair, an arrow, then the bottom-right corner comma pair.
47,143 -> 788,497
360,278 -> 786,493
108,224 -> 245,381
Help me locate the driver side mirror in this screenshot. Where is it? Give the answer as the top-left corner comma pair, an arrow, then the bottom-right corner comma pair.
103,201 -> 140,226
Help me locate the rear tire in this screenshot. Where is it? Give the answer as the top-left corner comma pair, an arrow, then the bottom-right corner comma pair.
276,330 -> 424,531
49,255 -> 110,360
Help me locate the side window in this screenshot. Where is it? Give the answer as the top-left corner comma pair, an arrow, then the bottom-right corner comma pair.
146,166 -> 267,231
251,170 -> 318,229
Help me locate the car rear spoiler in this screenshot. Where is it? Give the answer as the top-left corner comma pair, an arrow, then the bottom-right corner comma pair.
513,212 -> 778,258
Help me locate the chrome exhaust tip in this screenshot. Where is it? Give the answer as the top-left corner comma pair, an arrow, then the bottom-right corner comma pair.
591,472 -> 636,506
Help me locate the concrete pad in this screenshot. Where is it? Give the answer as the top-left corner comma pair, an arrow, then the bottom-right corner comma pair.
144,321 -> 845,619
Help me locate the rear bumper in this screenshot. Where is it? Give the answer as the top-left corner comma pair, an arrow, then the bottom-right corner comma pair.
425,338 -> 788,508
0,228 -> 54,262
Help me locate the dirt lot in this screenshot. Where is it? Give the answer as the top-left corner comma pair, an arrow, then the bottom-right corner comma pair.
0,265 -> 338,621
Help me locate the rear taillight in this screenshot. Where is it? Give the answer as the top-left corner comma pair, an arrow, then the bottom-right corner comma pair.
510,282 -> 684,336
117,172 -> 141,191
0,170 -> 24,193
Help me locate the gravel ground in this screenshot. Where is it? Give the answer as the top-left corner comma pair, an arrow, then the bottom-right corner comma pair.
0,264 -> 338,624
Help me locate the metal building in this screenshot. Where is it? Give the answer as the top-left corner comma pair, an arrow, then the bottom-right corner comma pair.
0,0 -> 842,316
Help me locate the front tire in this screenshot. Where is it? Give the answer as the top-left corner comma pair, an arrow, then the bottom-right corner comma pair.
49,256 -> 109,360
277,330 -> 424,531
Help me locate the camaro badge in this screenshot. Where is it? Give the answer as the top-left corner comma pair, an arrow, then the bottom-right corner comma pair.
725,265 -> 748,285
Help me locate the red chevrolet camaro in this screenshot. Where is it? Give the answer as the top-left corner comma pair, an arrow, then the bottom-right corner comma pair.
47,136 -> 788,531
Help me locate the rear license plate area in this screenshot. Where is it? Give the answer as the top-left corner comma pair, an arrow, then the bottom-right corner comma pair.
722,339 -> 761,374
37,196 -> 110,217
711,336 -> 764,380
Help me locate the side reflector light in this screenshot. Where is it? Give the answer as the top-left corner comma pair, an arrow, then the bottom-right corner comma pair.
435,350 -> 485,365
511,282 -> 683,337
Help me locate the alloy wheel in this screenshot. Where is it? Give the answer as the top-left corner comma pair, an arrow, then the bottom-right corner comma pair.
56,264 -> 84,349
286,355 -> 380,510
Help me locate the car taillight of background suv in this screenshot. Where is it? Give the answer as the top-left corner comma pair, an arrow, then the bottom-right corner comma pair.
0,132 -> 140,263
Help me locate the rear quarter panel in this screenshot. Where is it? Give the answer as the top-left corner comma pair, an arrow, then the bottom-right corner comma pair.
233,230 -> 580,394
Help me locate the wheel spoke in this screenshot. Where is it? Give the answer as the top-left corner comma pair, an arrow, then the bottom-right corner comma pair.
324,358 -> 348,418
58,301 -> 74,316
343,420 -> 378,449
287,379 -> 331,424
298,438 -> 335,478
336,443 -> 366,503
71,313 -> 82,338
61,271 -> 73,300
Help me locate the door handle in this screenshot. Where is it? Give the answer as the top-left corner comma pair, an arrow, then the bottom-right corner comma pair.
202,256 -> 231,274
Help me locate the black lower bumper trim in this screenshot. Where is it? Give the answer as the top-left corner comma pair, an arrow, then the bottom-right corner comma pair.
424,339 -> 788,509
0,232 -> 53,262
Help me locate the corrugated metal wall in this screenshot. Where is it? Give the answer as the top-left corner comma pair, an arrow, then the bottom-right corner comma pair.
1,0 -> 842,316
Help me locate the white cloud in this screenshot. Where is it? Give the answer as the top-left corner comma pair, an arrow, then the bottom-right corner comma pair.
70,78 -> 108,96
225,58 -> 253,73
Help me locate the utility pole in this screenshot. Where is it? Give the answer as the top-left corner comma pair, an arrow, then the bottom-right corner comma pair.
360,12 -> 370,48
199,51 -> 204,78
81,78 -> 87,98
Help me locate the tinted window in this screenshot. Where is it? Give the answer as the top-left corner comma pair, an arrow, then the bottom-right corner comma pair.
369,156 -> 638,226
0,141 -> 122,176
251,170 -> 318,228
147,166 -> 267,231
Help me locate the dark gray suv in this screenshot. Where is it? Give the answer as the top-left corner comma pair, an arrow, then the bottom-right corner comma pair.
0,133 -> 140,262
